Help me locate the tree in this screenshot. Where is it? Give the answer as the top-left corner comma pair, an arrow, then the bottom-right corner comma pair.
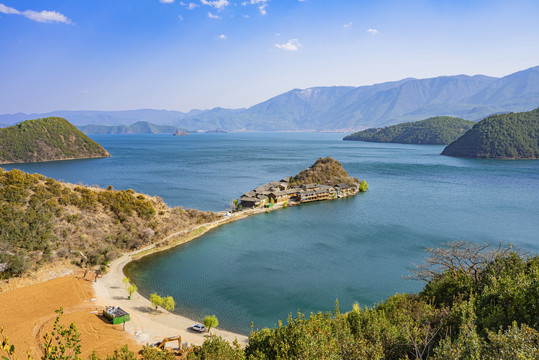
122,277 -> 130,287
359,180 -> 369,192
42,307 -> 82,360
408,241 -> 513,283
232,198 -> 239,211
187,336 -> 244,360
163,296 -> 175,311
150,293 -> 163,310
127,284 -> 137,299
203,315 -> 219,333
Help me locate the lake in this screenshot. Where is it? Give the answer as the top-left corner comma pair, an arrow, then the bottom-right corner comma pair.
5,133 -> 539,334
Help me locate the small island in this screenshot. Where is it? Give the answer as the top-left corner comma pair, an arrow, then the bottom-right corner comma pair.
441,108 -> 539,159
343,116 -> 476,145
238,157 -> 368,209
0,117 -> 110,164
173,129 -> 189,136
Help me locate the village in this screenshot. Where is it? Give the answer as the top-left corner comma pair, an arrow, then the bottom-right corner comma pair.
238,177 -> 360,209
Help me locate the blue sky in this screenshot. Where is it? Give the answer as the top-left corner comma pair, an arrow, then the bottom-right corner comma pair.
0,0 -> 538,114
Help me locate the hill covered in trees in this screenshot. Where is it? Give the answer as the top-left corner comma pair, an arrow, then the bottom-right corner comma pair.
0,117 -> 110,164
0,168 -> 220,279
343,116 -> 476,145
442,108 -> 539,159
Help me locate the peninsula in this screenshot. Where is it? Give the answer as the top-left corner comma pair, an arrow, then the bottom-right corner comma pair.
238,157 -> 368,209
343,116 -> 476,145
441,107 -> 539,159
0,117 -> 110,164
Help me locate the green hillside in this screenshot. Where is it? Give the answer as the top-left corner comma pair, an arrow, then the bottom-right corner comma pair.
0,117 -> 110,164
441,108 -> 539,159
343,116 -> 476,145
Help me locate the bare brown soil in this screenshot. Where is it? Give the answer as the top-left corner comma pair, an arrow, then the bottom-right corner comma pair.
0,273 -> 141,359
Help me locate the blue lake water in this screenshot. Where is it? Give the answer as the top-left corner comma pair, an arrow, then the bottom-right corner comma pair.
4,133 -> 539,334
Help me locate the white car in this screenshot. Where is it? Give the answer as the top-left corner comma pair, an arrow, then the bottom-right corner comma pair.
190,323 -> 205,332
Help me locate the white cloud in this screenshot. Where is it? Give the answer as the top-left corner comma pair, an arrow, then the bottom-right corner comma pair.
22,10 -> 73,24
0,3 -> 73,24
367,28 -> 379,35
343,22 -> 352,28
159,0 -> 174,3
200,0 -> 229,10
186,2 -> 199,9
207,11 -> 220,19
0,4 -> 20,14
219,34 -> 226,39
241,0 -> 269,15
178,14 -> 184,20
275,38 -> 302,51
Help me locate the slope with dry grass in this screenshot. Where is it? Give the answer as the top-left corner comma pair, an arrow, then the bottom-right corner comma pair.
292,157 -> 359,186
0,167 -> 221,279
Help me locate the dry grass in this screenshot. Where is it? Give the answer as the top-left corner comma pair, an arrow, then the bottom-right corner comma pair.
0,168 -> 222,280
293,157 -> 359,186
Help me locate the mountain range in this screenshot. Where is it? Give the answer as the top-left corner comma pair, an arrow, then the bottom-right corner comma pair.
77,121 -> 185,135
1,66 -> 538,132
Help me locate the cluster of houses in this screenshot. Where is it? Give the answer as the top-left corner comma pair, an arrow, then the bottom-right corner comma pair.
239,178 -> 359,209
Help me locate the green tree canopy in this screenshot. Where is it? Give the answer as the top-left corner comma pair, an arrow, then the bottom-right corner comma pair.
203,315 -> 219,333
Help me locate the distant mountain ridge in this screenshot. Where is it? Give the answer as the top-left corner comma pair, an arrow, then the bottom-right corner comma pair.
1,66 -> 538,131
78,121 -> 185,134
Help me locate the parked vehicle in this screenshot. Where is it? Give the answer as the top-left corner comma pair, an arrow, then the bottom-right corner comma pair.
190,323 -> 205,332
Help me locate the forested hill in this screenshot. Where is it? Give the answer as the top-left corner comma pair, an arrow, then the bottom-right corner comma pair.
441,108 -> 539,159
0,117 -> 110,164
343,116 -> 476,145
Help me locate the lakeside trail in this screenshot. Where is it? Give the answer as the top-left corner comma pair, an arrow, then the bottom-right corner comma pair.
92,204 -> 282,349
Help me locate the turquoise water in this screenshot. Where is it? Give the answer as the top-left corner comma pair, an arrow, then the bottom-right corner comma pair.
5,133 -> 539,334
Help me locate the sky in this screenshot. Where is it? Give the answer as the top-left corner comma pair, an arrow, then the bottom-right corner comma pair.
0,0 -> 538,114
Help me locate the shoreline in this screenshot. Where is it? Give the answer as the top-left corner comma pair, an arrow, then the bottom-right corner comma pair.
92,204 -> 281,348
